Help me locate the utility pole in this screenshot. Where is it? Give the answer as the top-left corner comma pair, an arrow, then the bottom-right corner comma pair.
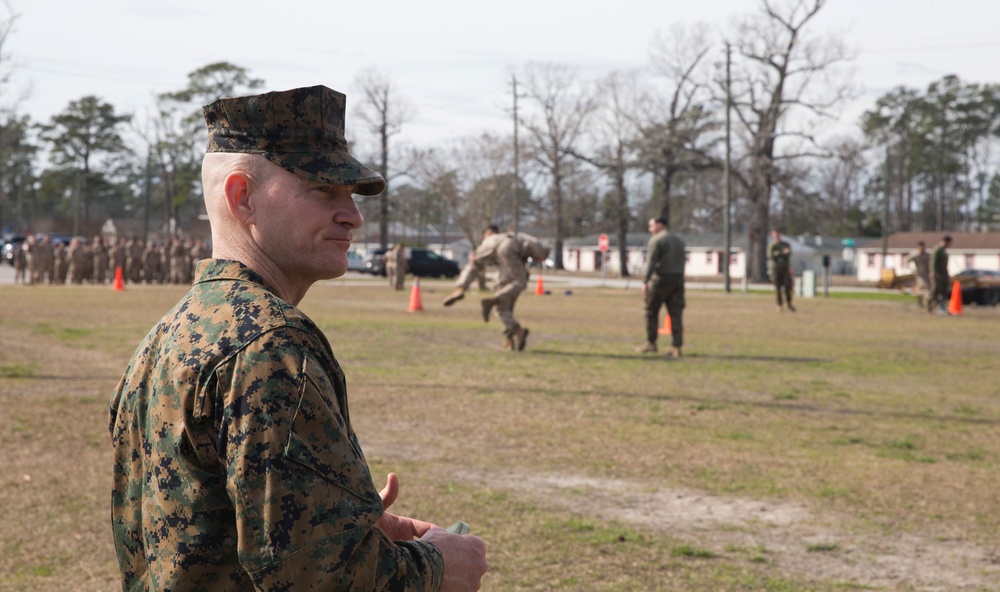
511,74 -> 520,232
723,42 -> 733,294
880,145 -> 890,270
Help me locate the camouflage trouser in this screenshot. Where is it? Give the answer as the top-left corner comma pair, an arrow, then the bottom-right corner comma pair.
645,274 -> 684,348
496,291 -> 523,337
913,275 -> 929,307
456,260 -> 526,336
773,268 -> 793,306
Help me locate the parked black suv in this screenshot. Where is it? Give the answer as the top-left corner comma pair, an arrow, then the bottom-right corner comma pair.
363,248 -> 388,275
1,235 -> 25,265
407,248 -> 460,278
364,247 -> 460,278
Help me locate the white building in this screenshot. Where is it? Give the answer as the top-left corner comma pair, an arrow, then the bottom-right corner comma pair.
854,232 -> 1000,282
560,233 -> 855,279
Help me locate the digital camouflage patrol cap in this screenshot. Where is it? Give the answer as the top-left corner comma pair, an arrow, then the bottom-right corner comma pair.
202,85 -> 386,196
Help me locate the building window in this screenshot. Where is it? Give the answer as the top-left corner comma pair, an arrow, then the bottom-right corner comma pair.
867,253 -> 875,267
705,251 -> 713,264
965,254 -> 974,268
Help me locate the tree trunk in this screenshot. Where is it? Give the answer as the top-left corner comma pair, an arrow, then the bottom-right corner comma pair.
615,170 -> 629,277
552,168 -> 565,270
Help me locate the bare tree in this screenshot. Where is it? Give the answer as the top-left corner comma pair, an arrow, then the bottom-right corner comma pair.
149,62 -> 264,228
640,22 -> 720,230
353,69 -> 414,247
572,70 -> 646,276
0,1 -> 28,234
727,0 -> 854,281
410,132 -> 516,247
518,62 -> 598,269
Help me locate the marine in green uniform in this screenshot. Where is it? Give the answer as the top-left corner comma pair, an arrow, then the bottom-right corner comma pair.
637,217 -> 686,358
769,229 -> 795,312
930,235 -> 952,314
109,86 -> 488,591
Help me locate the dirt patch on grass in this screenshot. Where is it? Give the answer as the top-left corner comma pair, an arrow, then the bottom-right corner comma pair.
455,469 -> 1000,591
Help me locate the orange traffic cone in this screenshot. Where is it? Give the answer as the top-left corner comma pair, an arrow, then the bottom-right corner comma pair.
657,315 -> 672,335
535,273 -> 544,296
113,265 -> 125,292
948,280 -> 963,315
408,277 -> 424,312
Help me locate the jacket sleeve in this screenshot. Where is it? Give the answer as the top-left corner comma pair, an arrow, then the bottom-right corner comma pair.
216,326 -> 443,591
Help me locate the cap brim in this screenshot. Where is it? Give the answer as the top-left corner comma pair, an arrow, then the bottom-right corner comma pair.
263,152 -> 386,196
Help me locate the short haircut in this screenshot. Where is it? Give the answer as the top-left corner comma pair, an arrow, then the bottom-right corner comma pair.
917,240 -> 925,247
653,218 -> 667,226
486,224 -> 500,234
943,235 -> 952,243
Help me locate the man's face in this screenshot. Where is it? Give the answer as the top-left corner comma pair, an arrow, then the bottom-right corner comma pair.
250,166 -> 363,286
771,231 -> 780,242
647,219 -> 662,234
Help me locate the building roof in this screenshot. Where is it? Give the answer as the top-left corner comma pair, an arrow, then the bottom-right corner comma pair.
565,232 -> 749,250
856,232 -> 1000,251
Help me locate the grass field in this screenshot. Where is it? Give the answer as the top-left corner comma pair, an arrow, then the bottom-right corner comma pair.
1,276 -> 998,591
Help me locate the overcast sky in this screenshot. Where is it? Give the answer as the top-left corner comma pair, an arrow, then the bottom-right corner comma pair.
8,0 -> 1000,149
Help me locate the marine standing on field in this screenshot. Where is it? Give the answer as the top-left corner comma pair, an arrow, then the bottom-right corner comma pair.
110,238 -> 127,283
388,243 -> 408,290
14,238 -> 28,284
930,235 -> 952,313
907,240 -> 931,309
109,85 -> 487,591
637,217 -> 686,358
769,229 -> 795,312
92,236 -> 109,284
443,225 -> 547,351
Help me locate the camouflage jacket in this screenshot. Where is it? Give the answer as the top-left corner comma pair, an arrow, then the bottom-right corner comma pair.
109,259 -> 443,591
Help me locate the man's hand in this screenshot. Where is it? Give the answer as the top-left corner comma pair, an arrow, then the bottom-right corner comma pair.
421,527 -> 488,592
375,473 -> 435,540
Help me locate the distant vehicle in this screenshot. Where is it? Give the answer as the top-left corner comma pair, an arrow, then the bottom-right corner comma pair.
953,269 -> 1000,306
407,248 -> 460,278
2,235 -> 25,266
364,247 -> 388,276
44,233 -> 74,246
363,247 -> 461,278
346,249 -> 366,272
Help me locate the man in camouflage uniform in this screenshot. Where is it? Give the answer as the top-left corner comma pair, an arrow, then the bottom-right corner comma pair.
768,229 -> 795,312
34,234 -> 54,284
442,225 -> 548,351
66,238 -> 87,284
387,243 -> 408,290
53,240 -> 68,284
930,235 -> 952,314
109,86 -> 487,592
141,240 -> 162,284
92,235 -> 109,284
126,237 -> 144,283
637,217 -> 686,358
68,238 -> 87,284
110,238 -> 127,284
14,237 -> 29,284
907,240 -> 931,309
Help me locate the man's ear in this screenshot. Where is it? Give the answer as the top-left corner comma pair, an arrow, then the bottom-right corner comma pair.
222,172 -> 255,226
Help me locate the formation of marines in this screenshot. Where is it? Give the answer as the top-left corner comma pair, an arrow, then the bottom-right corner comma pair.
12,233 -> 211,286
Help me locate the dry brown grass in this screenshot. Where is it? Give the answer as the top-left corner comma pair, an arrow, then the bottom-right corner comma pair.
1,278 -> 999,591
